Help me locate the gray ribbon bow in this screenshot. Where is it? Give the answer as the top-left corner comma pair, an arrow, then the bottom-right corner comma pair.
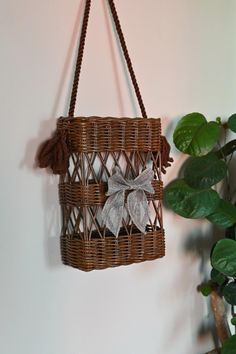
101,168 -> 155,237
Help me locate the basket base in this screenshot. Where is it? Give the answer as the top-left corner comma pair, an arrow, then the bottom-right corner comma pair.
60,229 -> 165,271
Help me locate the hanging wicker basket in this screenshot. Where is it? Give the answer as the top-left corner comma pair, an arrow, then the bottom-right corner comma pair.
38,0 -> 172,271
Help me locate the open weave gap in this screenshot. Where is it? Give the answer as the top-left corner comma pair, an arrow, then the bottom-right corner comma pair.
59,147 -> 163,241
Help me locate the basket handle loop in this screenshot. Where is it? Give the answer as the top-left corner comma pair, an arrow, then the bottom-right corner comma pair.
68,0 -> 148,118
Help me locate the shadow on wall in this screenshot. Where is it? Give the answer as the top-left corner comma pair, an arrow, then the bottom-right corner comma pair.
20,0 -> 147,270
20,1 -> 85,269
184,225 -> 224,350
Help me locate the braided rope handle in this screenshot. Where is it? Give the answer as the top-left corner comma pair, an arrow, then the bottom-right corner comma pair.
38,1 -> 174,175
68,0 -> 147,118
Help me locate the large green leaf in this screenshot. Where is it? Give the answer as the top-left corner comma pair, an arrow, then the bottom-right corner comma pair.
184,153 -> 227,188
173,113 -> 220,156
228,113 -> 236,133
207,199 -> 236,228
210,268 -> 227,286
222,335 -> 236,354
164,179 -> 220,219
223,282 -> 236,305
211,239 -> 236,277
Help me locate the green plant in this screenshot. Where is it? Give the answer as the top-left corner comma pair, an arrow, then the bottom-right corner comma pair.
165,112 -> 236,354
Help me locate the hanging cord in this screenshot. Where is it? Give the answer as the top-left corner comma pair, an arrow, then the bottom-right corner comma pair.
38,0 -> 173,174
69,0 -> 91,117
68,0 -> 147,118
107,0 -> 147,118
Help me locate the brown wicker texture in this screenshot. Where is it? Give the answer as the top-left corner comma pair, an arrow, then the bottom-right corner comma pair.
59,179 -> 163,207
38,0 -> 167,271
57,117 -> 161,152
61,228 -> 165,272
59,116 -> 164,271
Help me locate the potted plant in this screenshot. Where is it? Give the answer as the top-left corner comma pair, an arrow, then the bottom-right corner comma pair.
165,112 -> 236,354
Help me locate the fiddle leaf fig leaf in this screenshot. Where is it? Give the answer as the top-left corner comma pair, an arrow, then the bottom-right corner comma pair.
211,239 -> 236,277
184,153 -> 227,189
173,113 -> 221,156
223,282 -> 236,305
164,179 -> 220,219
207,199 -> 236,228
222,335 -> 236,354
228,113 -> 236,133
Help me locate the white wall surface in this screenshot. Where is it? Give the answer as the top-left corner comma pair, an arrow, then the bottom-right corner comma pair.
1,1 -> 236,354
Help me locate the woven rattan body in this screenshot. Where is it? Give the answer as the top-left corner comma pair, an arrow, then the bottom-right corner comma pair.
58,116 -> 165,271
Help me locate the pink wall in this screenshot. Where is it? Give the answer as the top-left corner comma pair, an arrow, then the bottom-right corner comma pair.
1,1 -> 236,353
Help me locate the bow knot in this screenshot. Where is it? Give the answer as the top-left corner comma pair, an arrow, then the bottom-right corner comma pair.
101,168 -> 154,237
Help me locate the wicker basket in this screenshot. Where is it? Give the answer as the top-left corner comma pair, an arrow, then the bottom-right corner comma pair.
58,116 -> 165,271
38,0 -> 171,271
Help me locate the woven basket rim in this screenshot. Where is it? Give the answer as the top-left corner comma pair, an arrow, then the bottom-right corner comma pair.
58,116 -> 161,122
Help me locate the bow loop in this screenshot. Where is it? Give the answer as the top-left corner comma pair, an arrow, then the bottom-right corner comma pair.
131,168 -> 155,193
101,168 -> 154,237
106,167 -> 130,196
127,190 -> 149,234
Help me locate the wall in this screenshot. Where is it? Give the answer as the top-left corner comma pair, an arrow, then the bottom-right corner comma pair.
1,1 -> 236,353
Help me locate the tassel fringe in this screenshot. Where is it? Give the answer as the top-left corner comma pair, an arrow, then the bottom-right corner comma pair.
160,136 -> 173,174
37,129 -> 69,175
37,131 -> 172,175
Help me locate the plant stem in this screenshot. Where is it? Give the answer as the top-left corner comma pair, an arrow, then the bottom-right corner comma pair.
205,350 -> 220,354
210,291 -> 231,344
215,139 -> 236,158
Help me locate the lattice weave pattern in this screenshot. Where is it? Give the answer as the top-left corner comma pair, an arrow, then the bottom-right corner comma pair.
58,116 -> 165,271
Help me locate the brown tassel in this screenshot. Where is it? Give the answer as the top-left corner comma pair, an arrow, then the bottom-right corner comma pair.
37,129 -> 69,175
160,136 -> 173,174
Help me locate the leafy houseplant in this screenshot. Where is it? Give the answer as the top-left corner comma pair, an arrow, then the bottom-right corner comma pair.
165,113 -> 236,354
